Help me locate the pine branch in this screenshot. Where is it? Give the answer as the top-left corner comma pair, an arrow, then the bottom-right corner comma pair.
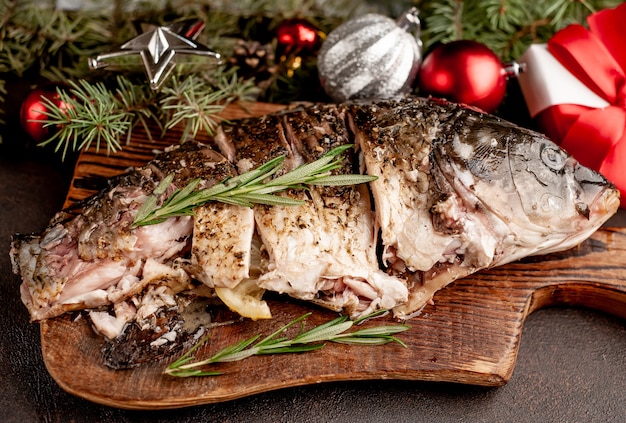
112,76 -> 161,143
420,0 -> 623,61
421,0 -> 465,46
32,67 -> 260,159
159,68 -> 259,141
37,79 -> 134,160
0,1 -> 117,80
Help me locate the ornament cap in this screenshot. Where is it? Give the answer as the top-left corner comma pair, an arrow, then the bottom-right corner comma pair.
503,61 -> 527,79
396,7 -> 421,35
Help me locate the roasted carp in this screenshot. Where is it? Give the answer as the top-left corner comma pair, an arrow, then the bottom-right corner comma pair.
10,98 -> 620,342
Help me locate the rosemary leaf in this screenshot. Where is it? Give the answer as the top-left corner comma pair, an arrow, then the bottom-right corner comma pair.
133,196 -> 159,225
343,325 -> 412,337
291,316 -> 352,344
267,156 -> 336,186
153,174 -> 175,195
170,369 -> 223,378
330,337 -> 405,346
166,178 -> 203,207
255,344 -> 325,355
254,313 -> 311,348
307,174 -> 380,186
213,193 -> 305,208
209,336 -> 262,363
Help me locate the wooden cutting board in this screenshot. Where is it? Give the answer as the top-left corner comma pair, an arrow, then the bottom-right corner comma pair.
41,102 -> 626,410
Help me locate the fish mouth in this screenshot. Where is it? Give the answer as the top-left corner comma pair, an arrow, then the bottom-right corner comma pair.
573,162 -> 620,220
534,185 -> 619,258
590,185 -> 620,221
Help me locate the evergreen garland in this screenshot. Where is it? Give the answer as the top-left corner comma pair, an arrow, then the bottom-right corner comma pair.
0,0 -> 622,152
419,0 -> 623,61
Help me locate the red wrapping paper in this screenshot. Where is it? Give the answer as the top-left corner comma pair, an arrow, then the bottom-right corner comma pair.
519,3 -> 626,207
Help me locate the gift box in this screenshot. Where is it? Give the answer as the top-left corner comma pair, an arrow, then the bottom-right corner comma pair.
518,3 -> 626,208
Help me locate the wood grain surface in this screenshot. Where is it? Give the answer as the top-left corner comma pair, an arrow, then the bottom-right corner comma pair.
42,102 -> 626,410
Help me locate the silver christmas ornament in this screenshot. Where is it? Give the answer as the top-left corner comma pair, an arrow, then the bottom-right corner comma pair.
89,20 -> 222,91
318,8 -> 422,103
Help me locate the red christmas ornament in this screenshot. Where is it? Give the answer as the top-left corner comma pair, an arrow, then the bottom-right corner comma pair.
418,40 -> 506,113
275,19 -> 323,56
20,85 -> 66,143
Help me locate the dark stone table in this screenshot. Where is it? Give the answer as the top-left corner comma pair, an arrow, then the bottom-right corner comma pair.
1,146 -> 625,423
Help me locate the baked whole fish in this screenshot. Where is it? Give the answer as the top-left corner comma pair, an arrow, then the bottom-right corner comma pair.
10,98 -> 620,341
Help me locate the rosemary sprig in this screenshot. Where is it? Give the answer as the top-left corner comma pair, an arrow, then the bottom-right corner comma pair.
165,311 -> 410,377
132,144 -> 377,227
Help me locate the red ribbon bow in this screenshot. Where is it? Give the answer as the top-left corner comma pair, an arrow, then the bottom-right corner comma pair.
547,3 -> 626,206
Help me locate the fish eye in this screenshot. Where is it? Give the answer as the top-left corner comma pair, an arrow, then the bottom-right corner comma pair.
541,145 -> 567,171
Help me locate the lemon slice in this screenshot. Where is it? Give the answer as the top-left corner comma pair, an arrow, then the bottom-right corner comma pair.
215,279 -> 272,320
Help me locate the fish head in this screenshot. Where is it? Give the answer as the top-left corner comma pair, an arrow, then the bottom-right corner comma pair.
433,110 -> 619,259
508,132 -> 620,231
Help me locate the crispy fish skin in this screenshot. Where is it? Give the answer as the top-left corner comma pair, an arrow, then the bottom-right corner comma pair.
190,204 -> 255,289
348,99 -> 452,273
183,147 -> 256,290
11,98 -> 620,329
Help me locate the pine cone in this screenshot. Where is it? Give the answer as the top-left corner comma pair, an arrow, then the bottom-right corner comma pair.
228,39 -> 277,85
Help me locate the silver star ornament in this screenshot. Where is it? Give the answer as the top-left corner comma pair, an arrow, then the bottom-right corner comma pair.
89,20 -> 222,90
